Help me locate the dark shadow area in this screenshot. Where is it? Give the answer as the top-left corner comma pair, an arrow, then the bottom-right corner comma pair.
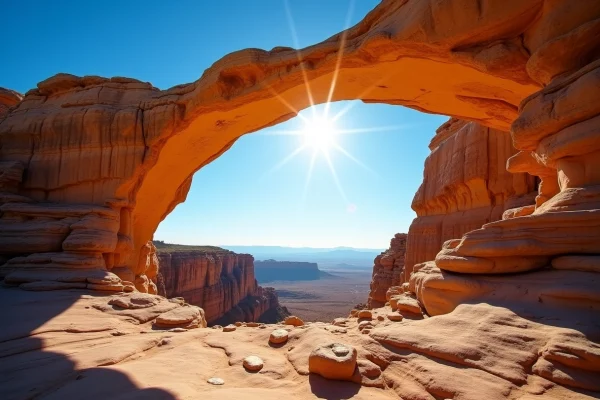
308,374 -> 361,399
267,341 -> 286,349
0,287 -> 177,400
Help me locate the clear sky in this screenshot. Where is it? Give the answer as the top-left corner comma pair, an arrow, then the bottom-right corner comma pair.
2,1 -> 448,249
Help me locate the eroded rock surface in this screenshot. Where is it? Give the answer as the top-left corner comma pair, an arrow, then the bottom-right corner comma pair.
404,119 -> 537,280
1,0 -> 600,398
368,233 -> 407,308
1,288 -> 596,400
156,249 -> 287,325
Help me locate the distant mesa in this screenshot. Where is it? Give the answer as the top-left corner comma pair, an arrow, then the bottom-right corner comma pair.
254,259 -> 334,283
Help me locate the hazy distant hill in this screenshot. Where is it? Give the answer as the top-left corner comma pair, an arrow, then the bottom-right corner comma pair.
223,245 -> 382,255
254,260 -> 335,283
223,245 -> 381,270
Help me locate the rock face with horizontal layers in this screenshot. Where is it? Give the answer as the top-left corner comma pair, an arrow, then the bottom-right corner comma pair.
403,119 -> 537,280
1,0 -> 600,397
156,249 -> 286,325
0,0 -> 550,286
367,233 -> 407,308
0,88 -> 22,118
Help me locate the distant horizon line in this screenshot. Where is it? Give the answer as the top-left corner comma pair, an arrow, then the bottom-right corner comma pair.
153,240 -> 384,251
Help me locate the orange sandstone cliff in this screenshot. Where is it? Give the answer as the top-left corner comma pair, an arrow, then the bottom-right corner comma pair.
367,233 -> 407,308
403,119 -> 538,280
1,0 -> 600,398
156,249 -> 287,325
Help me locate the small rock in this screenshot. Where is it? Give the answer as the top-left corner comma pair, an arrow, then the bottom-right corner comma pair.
212,325 -> 222,329
159,338 -> 172,346
358,321 -> 373,331
387,312 -> 403,321
246,322 -> 259,327
207,377 -> 224,385
361,328 -> 371,334
243,355 -> 264,371
269,329 -> 289,344
168,328 -> 187,333
223,324 -> 236,332
234,322 -> 243,327
284,315 -> 304,327
111,330 -> 127,336
259,324 -> 267,329
377,315 -> 385,321
390,295 -> 422,314
358,310 -> 372,319
332,318 -> 348,327
309,343 -> 357,381
155,305 -> 202,327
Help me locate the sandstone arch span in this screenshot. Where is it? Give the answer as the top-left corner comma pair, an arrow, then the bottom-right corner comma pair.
1,0 -> 599,298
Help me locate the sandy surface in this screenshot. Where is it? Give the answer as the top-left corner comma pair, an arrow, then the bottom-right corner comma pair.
264,271 -> 372,322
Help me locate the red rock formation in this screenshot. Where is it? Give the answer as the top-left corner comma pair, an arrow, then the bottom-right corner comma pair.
367,233 -> 407,308
156,250 -> 285,325
403,119 -> 537,281
0,88 -> 22,118
0,0 -> 550,289
0,0 -> 600,397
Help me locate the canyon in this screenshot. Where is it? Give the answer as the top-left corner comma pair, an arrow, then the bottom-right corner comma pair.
1,0 -> 600,399
155,244 -> 287,325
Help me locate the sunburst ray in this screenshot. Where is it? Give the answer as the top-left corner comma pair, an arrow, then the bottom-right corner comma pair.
331,142 -> 377,176
323,149 -> 349,203
284,0 -> 317,118
324,0 -> 355,119
301,150 -> 319,206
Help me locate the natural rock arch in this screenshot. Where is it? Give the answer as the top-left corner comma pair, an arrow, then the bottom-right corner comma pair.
1,0 -> 599,299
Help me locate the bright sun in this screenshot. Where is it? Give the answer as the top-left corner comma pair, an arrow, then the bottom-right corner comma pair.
302,117 -> 337,152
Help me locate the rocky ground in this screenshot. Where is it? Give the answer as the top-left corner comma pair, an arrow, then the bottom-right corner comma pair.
2,286 -> 598,400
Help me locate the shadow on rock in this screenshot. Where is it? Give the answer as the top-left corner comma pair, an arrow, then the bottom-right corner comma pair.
0,287 -> 177,400
308,374 -> 361,400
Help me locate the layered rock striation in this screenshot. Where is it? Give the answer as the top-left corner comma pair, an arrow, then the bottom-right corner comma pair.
403,119 -> 537,280
367,233 -> 407,308
1,0 -> 600,397
156,249 -> 286,325
0,0 -> 550,287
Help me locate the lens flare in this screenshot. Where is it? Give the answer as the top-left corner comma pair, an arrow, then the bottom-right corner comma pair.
302,117 -> 337,152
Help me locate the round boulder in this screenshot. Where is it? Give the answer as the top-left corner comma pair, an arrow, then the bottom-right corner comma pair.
223,324 -> 237,332
269,329 -> 289,344
308,343 -> 357,381
284,315 -> 304,327
243,355 -> 264,372
387,312 -> 403,321
357,310 -> 372,319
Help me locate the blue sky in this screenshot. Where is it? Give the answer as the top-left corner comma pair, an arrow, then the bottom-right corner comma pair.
2,1 -> 448,249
